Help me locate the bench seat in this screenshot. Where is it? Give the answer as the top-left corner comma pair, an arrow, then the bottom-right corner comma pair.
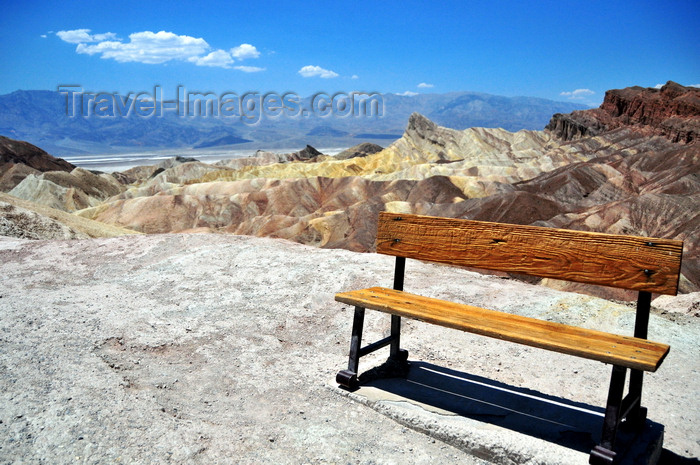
336,287 -> 670,373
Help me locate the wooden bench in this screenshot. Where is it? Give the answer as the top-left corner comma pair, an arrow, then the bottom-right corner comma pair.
335,212 -> 683,464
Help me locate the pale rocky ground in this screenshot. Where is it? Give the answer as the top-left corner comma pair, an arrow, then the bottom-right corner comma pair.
0,233 -> 698,464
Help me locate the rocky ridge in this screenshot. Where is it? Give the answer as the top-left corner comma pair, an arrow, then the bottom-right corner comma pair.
333,142 -> 385,160
0,136 -> 75,191
0,135 -> 75,173
8,167 -> 124,212
547,81 -> 700,143
74,115 -> 596,252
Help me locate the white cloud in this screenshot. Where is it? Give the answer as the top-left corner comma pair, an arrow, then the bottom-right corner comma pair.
57,29 -> 96,44
92,32 -> 118,42
57,29 -> 117,44
351,75 -> 359,80
298,65 -> 339,79
560,88 -> 595,99
689,84 -> 700,88
231,43 -> 260,60
40,34 -> 47,38
396,91 -> 418,96
235,65 -> 265,73
654,83 -> 665,89
57,29 -> 265,70
417,82 -> 434,88
74,30 -> 209,65
189,49 -> 234,68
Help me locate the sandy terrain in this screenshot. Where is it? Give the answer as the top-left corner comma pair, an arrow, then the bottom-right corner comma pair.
0,234 -> 697,464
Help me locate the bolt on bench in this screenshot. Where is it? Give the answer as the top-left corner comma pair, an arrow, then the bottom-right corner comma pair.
335,212 -> 683,464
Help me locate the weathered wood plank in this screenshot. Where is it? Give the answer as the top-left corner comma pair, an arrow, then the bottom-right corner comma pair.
376,212 -> 683,295
335,287 -> 670,372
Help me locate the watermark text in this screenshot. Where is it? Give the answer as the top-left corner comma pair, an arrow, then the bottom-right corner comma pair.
58,85 -> 383,124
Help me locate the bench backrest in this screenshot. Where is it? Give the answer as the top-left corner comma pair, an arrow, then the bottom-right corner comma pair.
376,212 -> 683,295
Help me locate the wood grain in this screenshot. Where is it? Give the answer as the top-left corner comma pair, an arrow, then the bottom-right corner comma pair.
376,212 -> 683,295
335,287 -> 670,372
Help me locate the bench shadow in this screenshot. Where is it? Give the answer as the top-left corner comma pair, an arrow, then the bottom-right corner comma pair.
360,361 -> 663,456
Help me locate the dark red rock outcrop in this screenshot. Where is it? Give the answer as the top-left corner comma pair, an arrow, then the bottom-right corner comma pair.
547,81 -> 700,143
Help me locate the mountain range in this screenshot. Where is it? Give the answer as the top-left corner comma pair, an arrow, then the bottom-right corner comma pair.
0,89 -> 586,156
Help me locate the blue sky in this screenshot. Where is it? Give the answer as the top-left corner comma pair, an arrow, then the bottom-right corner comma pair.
1,0 -> 698,106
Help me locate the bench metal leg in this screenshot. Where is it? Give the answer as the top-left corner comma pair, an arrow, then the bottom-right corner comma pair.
626,290 -> 650,427
591,290 -> 653,462
389,315 -> 409,362
626,369 -> 647,427
337,306 -> 365,389
337,307 -> 409,389
389,256 -> 409,363
590,364 -> 627,464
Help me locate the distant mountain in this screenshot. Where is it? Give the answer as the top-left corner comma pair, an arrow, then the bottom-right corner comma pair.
0,89 -> 587,156
305,126 -> 349,137
193,134 -> 252,149
380,92 -> 588,132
